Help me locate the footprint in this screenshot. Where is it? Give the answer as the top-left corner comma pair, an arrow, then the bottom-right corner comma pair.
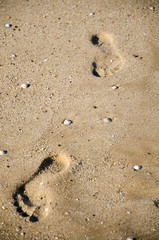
13,153 -> 70,222
91,32 -> 124,77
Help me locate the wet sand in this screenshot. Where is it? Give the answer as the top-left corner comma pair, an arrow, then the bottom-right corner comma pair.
0,0 -> 159,239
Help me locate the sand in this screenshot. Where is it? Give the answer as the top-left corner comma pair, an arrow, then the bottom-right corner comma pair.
0,0 -> 159,239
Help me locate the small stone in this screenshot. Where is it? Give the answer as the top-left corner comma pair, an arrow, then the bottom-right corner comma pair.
89,12 -> 94,16
5,23 -> 12,28
133,165 -> 142,171
103,118 -> 112,123
63,120 -> 72,125
21,83 -> 30,89
112,85 -> 119,89
0,150 -> 7,155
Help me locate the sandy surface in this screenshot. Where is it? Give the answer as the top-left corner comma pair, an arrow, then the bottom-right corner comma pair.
0,0 -> 159,239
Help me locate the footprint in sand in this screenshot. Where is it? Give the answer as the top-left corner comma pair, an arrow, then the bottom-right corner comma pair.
91,32 -> 124,77
13,153 -> 70,222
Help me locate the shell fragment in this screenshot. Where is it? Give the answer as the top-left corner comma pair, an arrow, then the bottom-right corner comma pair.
133,165 -> 142,171
5,23 -> 12,28
21,83 -> 30,89
63,120 -> 72,125
104,118 -> 112,123
0,150 -> 7,156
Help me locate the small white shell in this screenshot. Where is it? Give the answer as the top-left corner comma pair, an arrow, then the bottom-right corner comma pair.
127,238 -> 136,240
63,120 -> 72,125
133,165 -> 142,171
0,150 -> 7,156
11,54 -> 17,58
21,83 -> 30,89
104,117 -> 112,123
112,85 -> 119,89
149,6 -> 155,10
5,23 -> 12,28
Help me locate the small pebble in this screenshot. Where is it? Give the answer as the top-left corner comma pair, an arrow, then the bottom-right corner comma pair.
5,23 -> 12,28
21,83 -> 30,89
112,85 -> 119,89
0,150 -> 7,156
104,118 -> 112,123
63,120 -> 72,125
89,12 -> 94,16
133,165 -> 142,171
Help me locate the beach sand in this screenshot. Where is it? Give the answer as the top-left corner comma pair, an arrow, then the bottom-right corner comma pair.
0,0 -> 159,239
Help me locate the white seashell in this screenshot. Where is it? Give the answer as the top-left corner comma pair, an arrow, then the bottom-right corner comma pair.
11,54 -> 17,58
63,120 -> 72,125
104,117 -> 112,123
133,165 -> 142,171
21,83 -> 30,89
5,23 -> 12,28
0,150 -> 7,156
112,85 -> 119,89
126,238 -> 136,240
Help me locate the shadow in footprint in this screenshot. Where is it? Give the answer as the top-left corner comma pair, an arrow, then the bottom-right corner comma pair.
91,35 -> 99,45
92,62 -> 101,77
13,157 -> 54,222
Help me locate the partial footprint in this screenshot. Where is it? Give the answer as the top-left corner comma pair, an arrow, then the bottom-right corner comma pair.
91,32 -> 124,77
13,153 -> 70,222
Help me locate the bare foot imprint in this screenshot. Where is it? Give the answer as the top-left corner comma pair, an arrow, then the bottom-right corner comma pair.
13,154 -> 70,222
91,32 -> 124,77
